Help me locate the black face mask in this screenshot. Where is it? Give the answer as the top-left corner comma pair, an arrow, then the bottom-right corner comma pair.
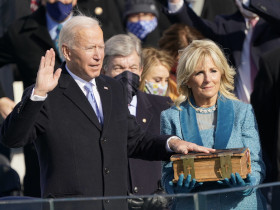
114,71 -> 140,104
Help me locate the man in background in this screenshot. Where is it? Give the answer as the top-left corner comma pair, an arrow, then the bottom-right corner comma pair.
103,34 -> 172,209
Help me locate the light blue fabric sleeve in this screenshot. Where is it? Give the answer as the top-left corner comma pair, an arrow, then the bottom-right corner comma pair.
160,109 -> 177,194
240,103 -> 266,185
160,109 -> 173,136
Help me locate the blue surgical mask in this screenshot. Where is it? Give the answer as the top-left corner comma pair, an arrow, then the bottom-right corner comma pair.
126,17 -> 158,40
46,1 -> 73,22
144,81 -> 168,96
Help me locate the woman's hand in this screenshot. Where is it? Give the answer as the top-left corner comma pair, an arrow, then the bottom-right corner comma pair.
169,174 -> 203,194
217,173 -> 256,196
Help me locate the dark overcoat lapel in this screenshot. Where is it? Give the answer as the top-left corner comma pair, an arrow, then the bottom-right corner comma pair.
58,68 -> 114,131
96,75 -> 112,133
22,7 -> 61,61
25,8 -> 54,48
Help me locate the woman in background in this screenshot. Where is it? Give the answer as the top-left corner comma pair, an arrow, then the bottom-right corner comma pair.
158,23 -> 204,80
140,47 -> 177,101
158,24 -> 204,102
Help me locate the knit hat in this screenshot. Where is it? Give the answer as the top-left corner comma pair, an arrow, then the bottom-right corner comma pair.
123,0 -> 159,21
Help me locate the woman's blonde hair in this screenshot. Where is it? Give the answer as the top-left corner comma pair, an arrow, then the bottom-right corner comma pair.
140,48 -> 175,98
175,39 -> 237,107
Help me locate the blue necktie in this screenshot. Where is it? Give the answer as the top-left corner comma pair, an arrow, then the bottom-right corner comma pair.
84,83 -> 103,125
54,24 -> 63,60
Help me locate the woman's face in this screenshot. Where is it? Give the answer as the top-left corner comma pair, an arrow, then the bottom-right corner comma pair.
187,56 -> 221,107
145,64 -> 170,87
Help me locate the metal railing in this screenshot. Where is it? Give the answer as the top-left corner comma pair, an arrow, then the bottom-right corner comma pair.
0,182 -> 279,210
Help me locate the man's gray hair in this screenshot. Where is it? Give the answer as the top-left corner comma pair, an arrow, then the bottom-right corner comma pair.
58,14 -> 101,58
103,34 -> 142,71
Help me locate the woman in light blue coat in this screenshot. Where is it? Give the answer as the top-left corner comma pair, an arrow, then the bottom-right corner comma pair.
161,40 -> 266,210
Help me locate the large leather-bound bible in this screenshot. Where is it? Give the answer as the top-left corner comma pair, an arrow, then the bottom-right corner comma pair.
171,147 -> 251,182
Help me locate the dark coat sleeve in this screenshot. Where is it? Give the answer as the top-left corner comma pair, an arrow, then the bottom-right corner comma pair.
0,26 -> 16,67
164,1 -> 246,55
248,0 -> 280,26
123,92 -> 172,161
0,86 -> 45,148
165,2 -> 228,41
0,83 -> 5,98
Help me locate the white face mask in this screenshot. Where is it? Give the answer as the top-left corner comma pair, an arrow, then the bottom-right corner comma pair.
235,0 -> 258,19
144,81 -> 168,96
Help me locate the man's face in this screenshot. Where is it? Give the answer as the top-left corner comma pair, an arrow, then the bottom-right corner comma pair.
105,50 -> 142,78
64,25 -> 105,81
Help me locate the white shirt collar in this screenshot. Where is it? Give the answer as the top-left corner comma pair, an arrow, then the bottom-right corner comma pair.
128,95 -> 137,116
130,95 -> 137,107
65,64 -> 97,94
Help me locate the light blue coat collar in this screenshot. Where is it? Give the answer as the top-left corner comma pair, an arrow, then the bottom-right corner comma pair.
179,94 -> 234,149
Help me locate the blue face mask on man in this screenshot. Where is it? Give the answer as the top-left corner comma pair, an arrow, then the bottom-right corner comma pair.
126,17 -> 158,40
46,1 -> 73,22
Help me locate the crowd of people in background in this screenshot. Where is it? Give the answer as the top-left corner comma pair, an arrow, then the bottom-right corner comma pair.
0,0 -> 280,209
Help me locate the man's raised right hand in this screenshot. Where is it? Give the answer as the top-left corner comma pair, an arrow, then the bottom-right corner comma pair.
34,48 -> 62,96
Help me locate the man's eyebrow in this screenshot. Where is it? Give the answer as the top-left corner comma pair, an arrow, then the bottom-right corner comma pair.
113,64 -> 124,68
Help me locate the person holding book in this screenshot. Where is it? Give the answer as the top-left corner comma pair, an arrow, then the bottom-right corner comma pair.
161,39 -> 265,209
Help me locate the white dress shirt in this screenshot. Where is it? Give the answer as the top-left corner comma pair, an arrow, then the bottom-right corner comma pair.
128,95 -> 137,116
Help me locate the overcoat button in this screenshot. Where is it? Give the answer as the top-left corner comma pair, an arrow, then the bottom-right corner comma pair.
95,7 -> 103,15
105,168 -> 110,174
134,186 -> 138,193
